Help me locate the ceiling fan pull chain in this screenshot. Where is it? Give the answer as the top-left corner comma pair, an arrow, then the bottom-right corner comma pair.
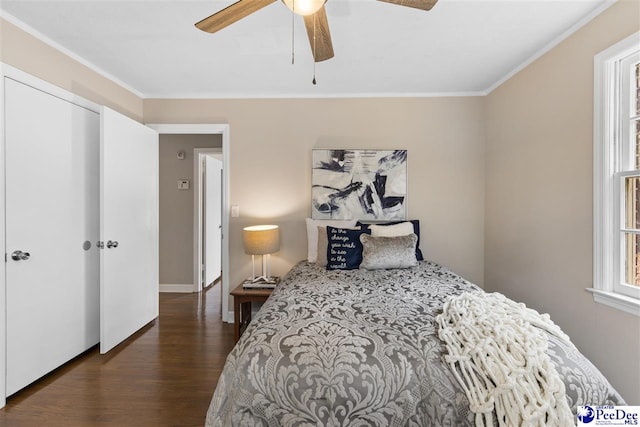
312,13 -> 317,85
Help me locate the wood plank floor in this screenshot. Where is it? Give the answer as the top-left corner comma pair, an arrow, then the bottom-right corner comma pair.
0,284 -> 235,427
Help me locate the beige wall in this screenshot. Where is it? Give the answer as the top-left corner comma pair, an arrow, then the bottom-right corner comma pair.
3,0 -> 638,405
159,134 -> 222,285
485,0 -> 640,403
144,97 -> 487,294
0,18 -> 143,121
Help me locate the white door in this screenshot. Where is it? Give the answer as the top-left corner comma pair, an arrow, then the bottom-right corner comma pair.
100,107 -> 159,354
204,155 -> 222,286
5,78 -> 100,395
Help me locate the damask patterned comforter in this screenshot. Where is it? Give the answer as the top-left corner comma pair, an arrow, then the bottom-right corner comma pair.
206,261 -> 624,426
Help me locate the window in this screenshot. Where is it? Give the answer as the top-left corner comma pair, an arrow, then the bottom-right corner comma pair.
592,32 -> 640,316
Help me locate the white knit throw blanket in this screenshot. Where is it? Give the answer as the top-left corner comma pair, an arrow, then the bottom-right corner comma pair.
436,292 -> 575,427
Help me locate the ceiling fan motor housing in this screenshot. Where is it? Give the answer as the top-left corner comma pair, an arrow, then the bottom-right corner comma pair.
281,0 -> 327,16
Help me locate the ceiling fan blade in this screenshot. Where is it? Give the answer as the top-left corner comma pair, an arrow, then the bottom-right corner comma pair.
378,0 -> 438,11
195,0 -> 276,33
303,5 -> 334,62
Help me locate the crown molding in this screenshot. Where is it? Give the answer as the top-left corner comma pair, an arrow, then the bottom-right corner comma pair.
484,0 -> 617,94
0,11 -> 145,99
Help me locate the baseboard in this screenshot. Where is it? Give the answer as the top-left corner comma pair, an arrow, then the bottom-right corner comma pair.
159,283 -> 195,293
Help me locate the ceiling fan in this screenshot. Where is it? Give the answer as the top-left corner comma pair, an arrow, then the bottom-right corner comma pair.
195,0 -> 438,63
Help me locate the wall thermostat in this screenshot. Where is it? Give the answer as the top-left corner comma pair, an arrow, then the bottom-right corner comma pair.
178,180 -> 190,190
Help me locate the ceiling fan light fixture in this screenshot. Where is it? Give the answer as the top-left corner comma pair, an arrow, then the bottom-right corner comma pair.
281,0 -> 326,16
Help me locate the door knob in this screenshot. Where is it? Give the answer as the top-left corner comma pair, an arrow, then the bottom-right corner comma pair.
11,250 -> 31,261
106,240 -> 119,249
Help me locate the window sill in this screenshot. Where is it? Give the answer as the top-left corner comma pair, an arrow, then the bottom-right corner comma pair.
586,288 -> 640,317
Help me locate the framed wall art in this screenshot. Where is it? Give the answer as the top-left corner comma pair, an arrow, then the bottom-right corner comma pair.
311,149 -> 407,220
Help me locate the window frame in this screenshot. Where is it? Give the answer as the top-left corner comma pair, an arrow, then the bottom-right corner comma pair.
617,170 -> 640,299
591,31 -> 640,317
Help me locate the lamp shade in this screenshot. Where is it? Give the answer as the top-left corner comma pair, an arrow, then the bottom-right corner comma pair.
243,225 -> 280,255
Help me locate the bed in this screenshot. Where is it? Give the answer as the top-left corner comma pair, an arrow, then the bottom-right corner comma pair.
205,260 -> 625,426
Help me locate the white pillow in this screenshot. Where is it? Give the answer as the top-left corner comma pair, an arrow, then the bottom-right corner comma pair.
305,218 -> 357,262
369,221 -> 414,237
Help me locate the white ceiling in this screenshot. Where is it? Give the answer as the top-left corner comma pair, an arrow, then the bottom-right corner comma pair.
0,0 -> 613,98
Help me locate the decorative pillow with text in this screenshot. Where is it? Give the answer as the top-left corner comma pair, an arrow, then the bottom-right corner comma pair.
306,218 -> 357,262
326,226 -> 370,270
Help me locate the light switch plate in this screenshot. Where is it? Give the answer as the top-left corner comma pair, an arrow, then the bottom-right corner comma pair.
231,205 -> 240,217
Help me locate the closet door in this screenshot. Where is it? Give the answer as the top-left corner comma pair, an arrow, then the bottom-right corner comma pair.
4,78 -> 100,395
100,107 -> 159,354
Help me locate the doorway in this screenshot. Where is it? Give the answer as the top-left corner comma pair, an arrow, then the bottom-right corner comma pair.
150,125 -> 231,323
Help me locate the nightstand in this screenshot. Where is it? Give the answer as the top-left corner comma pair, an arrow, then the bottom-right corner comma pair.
230,284 -> 273,342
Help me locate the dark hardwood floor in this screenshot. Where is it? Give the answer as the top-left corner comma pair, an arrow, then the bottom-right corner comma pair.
0,283 -> 235,427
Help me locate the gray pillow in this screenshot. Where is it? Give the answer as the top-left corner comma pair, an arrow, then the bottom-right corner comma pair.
359,233 -> 419,270
316,226 -> 329,267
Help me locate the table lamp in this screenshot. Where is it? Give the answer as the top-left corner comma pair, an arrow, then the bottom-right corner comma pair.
243,225 -> 280,284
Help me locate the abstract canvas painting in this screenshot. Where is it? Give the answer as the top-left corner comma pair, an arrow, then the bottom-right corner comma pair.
311,149 -> 407,220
